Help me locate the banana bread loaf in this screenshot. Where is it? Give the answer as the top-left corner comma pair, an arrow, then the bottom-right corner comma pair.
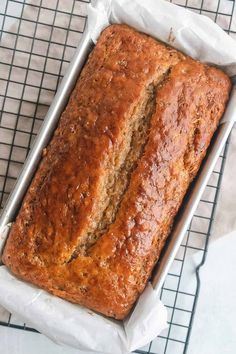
2,24 -> 231,319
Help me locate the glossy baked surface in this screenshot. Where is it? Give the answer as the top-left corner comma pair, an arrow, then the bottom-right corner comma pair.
2,24 -> 231,319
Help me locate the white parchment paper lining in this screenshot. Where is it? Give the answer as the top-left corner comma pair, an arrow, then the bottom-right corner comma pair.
1,0 -> 236,353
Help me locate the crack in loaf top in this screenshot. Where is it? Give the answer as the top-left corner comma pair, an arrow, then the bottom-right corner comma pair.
2,24 -> 231,319
10,25 -> 184,265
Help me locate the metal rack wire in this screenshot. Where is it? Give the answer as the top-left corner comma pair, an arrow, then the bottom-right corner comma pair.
0,1 -> 235,353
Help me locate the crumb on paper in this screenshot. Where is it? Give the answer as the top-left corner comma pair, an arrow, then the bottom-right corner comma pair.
168,27 -> 176,43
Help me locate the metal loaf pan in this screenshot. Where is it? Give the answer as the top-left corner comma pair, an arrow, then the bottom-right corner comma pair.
0,23 -> 235,296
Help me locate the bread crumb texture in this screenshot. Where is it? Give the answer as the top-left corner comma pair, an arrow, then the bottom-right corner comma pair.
2,24 -> 231,319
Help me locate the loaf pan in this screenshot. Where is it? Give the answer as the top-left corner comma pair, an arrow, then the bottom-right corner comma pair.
0,23 -> 235,297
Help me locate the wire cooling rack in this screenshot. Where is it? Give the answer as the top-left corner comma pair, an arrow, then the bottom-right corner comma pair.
0,1 -> 235,353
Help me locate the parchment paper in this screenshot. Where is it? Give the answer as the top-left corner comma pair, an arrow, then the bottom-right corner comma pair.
1,0 -> 236,353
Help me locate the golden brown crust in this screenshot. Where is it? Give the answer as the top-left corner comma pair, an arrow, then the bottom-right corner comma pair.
2,24 -> 231,319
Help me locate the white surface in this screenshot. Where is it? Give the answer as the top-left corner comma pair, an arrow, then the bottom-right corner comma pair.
212,127 -> 236,238
189,230 -> 236,354
187,127 -> 236,354
0,327 -> 86,354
